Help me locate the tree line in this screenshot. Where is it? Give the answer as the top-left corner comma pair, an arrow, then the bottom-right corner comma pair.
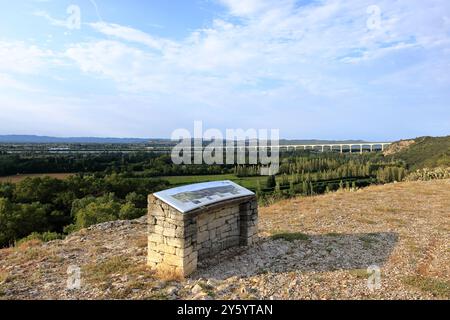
0,173 -> 168,247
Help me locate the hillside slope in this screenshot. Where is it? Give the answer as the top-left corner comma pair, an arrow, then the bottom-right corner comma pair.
1,180 -> 449,300
385,136 -> 450,170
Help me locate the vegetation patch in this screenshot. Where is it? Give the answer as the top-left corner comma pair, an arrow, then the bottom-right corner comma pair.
356,217 -> 378,225
134,235 -> 148,249
374,206 -> 400,213
144,292 -> 170,300
325,232 -> 341,237
388,136 -> 450,170
403,275 -> 450,299
0,270 -> 9,284
83,256 -> 134,284
349,269 -> 369,279
385,217 -> 405,224
154,266 -> 183,281
271,232 -> 309,242
16,247 -> 49,263
16,232 -> 62,246
359,234 -> 379,249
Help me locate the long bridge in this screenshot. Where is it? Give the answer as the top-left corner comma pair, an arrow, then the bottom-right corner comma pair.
168,142 -> 392,154
278,142 -> 392,153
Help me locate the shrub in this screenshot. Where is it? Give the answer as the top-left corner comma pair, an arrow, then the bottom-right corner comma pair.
0,198 -> 49,247
266,175 -> 276,189
119,202 -> 146,220
405,167 -> 450,181
70,193 -> 121,231
16,231 -> 62,246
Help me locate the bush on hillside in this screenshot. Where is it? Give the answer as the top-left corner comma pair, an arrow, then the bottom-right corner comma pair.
404,167 -> 450,181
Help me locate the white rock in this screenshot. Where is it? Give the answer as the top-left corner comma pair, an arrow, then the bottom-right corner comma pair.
166,286 -> 178,296
191,284 -> 203,295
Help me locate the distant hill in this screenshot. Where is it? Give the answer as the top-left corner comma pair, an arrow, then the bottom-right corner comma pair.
385,136 -> 450,170
0,135 -> 151,144
0,135 -> 370,145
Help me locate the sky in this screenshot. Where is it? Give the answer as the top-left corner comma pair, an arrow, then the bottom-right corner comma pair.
0,0 -> 449,141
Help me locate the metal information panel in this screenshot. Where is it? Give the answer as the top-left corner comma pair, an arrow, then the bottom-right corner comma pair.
153,180 -> 254,213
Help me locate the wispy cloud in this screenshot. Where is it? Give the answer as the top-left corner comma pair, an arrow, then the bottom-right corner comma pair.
63,0 -> 449,99
89,22 -> 176,51
33,10 -> 68,28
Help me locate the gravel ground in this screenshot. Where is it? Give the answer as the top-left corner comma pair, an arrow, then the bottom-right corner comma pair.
0,179 -> 449,300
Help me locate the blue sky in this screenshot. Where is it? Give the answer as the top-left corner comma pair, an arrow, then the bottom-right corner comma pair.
0,0 -> 449,140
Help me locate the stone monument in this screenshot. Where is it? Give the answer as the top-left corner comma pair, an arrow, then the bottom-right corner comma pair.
147,180 -> 258,277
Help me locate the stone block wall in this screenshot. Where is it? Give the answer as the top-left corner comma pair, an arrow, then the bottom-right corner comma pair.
147,194 -> 258,277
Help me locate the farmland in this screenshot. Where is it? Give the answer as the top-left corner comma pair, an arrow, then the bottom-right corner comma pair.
0,173 -> 74,184
160,174 -> 266,190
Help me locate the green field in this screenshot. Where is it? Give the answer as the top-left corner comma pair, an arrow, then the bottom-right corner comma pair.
160,174 -> 267,191
160,174 -> 376,195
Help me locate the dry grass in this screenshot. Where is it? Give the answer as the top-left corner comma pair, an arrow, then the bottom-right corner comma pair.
416,238 -> 439,276
348,269 -> 369,279
16,239 -> 43,250
154,266 -> 184,282
356,217 -> 378,225
0,270 -> 9,284
83,256 -> 133,284
134,236 -> 148,249
9,246 -> 51,265
403,276 -> 450,299
258,179 -> 450,299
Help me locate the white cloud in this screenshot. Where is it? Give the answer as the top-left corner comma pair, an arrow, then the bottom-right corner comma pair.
33,10 -> 68,28
67,0 -> 449,99
90,22 -> 177,52
59,0 -> 450,119
217,0 -> 294,17
66,40 -> 147,79
0,41 -> 54,74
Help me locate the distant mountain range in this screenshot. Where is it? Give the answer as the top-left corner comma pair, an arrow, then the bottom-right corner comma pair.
0,135 -> 369,144
0,135 -> 151,144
